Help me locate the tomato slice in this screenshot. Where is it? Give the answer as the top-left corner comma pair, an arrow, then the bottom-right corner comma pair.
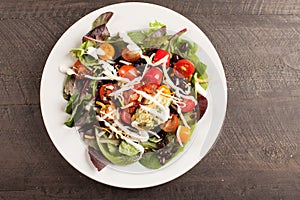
121,48 -> 141,62
161,114 -> 179,132
180,98 -> 196,112
173,59 -> 195,78
153,49 -> 170,66
99,84 -> 117,103
118,65 -> 140,81
142,67 -> 163,85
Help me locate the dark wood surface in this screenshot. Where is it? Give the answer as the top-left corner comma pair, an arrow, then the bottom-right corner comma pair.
1,0 -> 299,199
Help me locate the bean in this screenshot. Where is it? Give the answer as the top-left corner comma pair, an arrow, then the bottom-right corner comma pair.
159,157 -> 166,165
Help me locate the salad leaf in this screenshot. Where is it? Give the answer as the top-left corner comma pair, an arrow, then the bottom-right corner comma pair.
143,35 -> 169,49
145,26 -> 167,42
71,40 -> 96,57
70,40 -> 99,66
64,93 -> 92,127
127,31 -> 147,45
128,25 -> 168,49
65,93 -> 79,114
97,141 -> 139,166
88,79 -> 98,97
119,141 -> 140,156
92,12 -> 113,30
63,75 -> 75,100
83,24 -> 110,42
139,152 -> 162,169
88,146 -> 109,171
149,20 -> 165,30
140,141 -> 158,150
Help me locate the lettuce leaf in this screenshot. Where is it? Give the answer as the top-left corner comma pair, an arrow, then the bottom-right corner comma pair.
119,141 -> 140,156
95,132 -> 140,165
70,40 -> 98,66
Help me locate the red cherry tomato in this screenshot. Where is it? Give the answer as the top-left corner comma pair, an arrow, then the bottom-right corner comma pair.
142,67 -> 163,85
99,84 -> 117,103
173,59 -> 195,78
153,49 -> 170,67
118,65 -> 140,81
161,114 -> 179,132
180,98 -> 196,112
121,109 -> 132,124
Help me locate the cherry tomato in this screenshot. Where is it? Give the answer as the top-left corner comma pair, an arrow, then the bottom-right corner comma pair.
121,109 -> 132,124
118,65 -> 140,81
153,49 -> 170,67
176,125 -> 191,143
161,114 -> 179,132
180,98 -> 196,112
99,43 -> 115,60
173,59 -> 195,78
99,84 -> 117,103
158,85 -> 171,96
143,83 -> 159,94
142,67 -> 163,85
121,47 -> 141,62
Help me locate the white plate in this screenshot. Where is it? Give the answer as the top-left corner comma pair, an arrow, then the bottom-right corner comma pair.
40,2 -> 227,188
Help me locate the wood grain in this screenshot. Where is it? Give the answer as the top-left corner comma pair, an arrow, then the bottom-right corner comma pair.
0,0 -> 299,199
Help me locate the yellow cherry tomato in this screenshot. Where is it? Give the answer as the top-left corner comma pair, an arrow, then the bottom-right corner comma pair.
176,125 -> 191,143
99,43 -> 115,60
158,85 -> 171,96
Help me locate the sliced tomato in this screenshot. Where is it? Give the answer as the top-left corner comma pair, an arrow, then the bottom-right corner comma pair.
153,49 -> 170,66
99,84 -> 117,103
118,65 -> 140,81
173,59 -> 195,78
161,114 -> 179,132
121,48 -> 141,62
180,98 -> 196,112
142,67 -> 163,85
121,109 -> 132,124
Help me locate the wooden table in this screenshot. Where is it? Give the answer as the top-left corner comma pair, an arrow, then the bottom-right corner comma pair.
1,0 -> 299,199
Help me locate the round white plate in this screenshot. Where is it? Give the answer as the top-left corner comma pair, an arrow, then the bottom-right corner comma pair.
40,2 -> 227,188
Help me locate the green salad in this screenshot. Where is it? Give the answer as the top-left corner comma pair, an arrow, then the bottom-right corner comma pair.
61,12 -> 208,170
